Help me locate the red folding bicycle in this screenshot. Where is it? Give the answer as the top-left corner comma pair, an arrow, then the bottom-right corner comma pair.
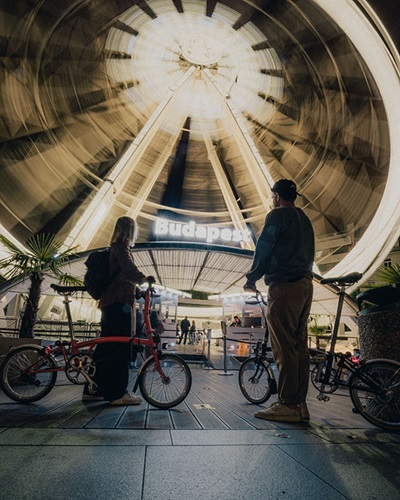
0,282 -> 192,408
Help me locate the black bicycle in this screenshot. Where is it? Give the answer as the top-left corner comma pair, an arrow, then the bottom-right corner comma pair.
239,273 -> 400,431
310,272 -> 400,430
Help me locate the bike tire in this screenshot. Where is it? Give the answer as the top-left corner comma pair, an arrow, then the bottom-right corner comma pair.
138,353 -> 192,409
238,357 -> 273,404
0,345 -> 57,403
349,359 -> 400,431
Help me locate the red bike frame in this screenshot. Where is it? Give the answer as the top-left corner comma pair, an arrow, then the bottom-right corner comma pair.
28,284 -> 167,390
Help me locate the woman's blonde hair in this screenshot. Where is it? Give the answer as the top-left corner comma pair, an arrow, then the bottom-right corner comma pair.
110,216 -> 138,245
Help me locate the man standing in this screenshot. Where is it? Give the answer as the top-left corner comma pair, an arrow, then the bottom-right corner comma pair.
177,316 -> 190,345
244,179 -> 315,423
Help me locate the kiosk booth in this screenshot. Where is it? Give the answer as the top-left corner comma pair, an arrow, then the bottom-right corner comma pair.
220,294 -> 269,358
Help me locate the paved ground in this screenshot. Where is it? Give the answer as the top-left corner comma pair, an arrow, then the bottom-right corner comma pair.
1,353 -> 399,500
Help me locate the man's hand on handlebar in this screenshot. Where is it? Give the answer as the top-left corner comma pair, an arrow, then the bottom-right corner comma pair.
143,275 -> 156,286
243,281 -> 257,293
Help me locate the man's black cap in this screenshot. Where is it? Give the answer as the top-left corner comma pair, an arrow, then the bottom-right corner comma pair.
271,179 -> 301,201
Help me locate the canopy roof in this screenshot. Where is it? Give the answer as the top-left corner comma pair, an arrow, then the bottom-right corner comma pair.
0,243 -> 359,318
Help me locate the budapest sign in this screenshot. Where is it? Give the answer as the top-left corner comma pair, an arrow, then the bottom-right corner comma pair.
155,218 -> 251,244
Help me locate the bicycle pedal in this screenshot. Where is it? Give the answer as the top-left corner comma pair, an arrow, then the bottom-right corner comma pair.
311,355 -> 326,363
88,383 -> 98,394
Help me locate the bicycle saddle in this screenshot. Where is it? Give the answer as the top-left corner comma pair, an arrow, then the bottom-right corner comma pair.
320,272 -> 363,286
51,284 -> 87,294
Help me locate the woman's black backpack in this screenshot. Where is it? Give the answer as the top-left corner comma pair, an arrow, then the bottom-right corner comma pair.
84,248 -> 112,300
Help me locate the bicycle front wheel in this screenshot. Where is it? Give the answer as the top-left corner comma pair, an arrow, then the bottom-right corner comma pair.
139,353 -> 192,408
238,357 -> 273,404
0,345 -> 57,403
349,359 -> 400,431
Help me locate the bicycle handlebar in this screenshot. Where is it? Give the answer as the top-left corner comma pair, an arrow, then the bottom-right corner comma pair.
142,275 -> 156,285
245,290 -> 267,306
136,288 -> 160,300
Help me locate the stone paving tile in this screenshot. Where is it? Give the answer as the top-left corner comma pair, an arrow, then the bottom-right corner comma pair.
0,427 -> 172,446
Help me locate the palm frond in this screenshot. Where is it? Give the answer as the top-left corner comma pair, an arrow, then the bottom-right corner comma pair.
0,252 -> 32,281
58,273 -> 84,286
0,233 -> 79,281
0,235 -> 25,255
0,233 -> 80,337
27,234 -> 58,260
52,245 -> 79,263
376,264 -> 400,286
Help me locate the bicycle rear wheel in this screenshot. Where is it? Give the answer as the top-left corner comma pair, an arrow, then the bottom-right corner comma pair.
238,357 -> 273,404
138,353 -> 192,408
0,345 -> 57,403
349,359 -> 400,431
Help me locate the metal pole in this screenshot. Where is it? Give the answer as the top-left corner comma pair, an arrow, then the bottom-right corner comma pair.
218,324 -> 233,376
203,328 -> 214,370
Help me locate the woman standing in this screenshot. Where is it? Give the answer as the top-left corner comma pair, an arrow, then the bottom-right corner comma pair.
83,216 -> 146,405
189,320 -> 196,345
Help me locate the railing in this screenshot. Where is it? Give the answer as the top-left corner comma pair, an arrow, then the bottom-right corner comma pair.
0,317 -> 359,361
308,334 -> 359,350
0,317 -> 20,336
0,318 -> 101,341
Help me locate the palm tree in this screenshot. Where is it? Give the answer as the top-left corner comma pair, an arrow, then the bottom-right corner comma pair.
376,263 -> 400,287
0,233 -> 80,337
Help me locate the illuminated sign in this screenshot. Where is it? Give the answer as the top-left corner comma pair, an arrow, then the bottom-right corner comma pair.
155,218 -> 251,244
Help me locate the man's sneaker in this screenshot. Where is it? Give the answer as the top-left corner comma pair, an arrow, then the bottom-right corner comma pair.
110,392 -> 142,406
299,402 -> 310,420
254,402 -> 301,423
